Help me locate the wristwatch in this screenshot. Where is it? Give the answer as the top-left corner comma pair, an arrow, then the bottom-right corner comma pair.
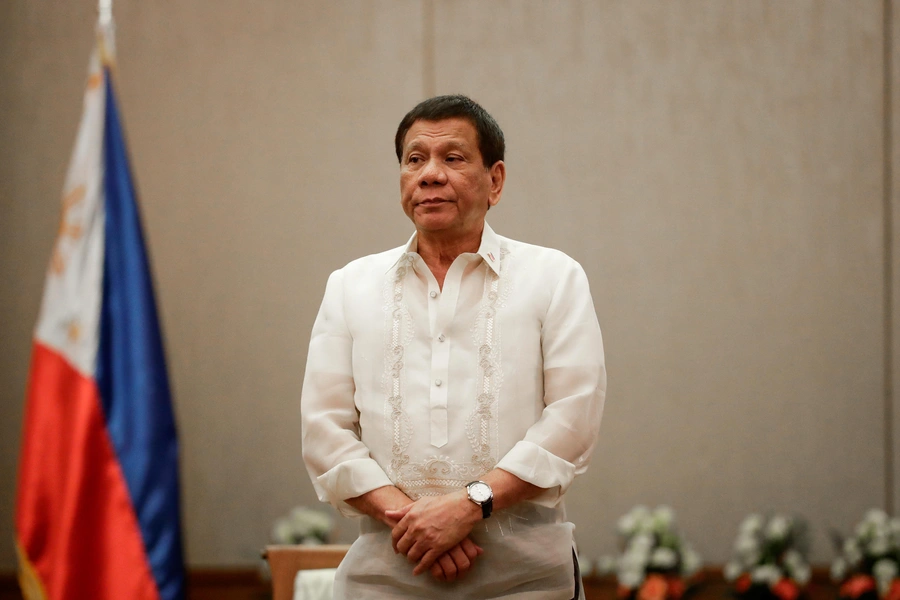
465,480 -> 493,519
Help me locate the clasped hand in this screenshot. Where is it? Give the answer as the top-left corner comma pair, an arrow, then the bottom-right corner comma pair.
385,492 -> 483,581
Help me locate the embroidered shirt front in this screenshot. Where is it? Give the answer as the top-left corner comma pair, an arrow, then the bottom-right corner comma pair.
302,223 -> 606,510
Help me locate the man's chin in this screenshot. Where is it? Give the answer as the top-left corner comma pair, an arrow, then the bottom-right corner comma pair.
414,216 -> 458,233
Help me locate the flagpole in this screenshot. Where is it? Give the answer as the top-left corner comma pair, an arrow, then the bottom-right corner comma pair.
98,0 -> 112,27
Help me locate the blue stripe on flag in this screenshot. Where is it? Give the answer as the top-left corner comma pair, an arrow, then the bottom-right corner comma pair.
95,69 -> 186,600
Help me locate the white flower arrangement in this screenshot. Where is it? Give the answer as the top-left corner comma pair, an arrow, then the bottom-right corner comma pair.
597,505 -> 702,600
270,506 -> 333,546
831,509 -> 900,600
724,513 -> 811,600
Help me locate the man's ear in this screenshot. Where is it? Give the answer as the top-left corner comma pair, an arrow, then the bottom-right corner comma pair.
488,161 -> 506,208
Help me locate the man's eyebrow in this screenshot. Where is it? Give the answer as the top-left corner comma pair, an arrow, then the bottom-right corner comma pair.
404,139 -> 470,154
404,140 -> 426,154
443,140 -> 469,152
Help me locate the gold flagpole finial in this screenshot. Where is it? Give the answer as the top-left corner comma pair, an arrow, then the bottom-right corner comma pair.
96,0 -> 116,67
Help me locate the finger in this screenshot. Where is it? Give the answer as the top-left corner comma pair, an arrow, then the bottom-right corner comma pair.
430,561 -> 446,581
437,554 -> 457,582
396,534 -> 414,557
448,545 -> 471,577
407,540 -> 426,564
413,549 -> 441,576
459,537 -> 481,561
391,523 -> 409,553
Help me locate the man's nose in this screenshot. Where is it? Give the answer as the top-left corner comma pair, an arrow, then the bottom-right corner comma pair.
418,159 -> 447,186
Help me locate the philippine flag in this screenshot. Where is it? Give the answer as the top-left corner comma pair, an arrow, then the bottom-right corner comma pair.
14,22 -> 186,600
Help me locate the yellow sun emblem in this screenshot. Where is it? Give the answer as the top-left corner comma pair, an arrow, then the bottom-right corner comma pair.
50,185 -> 86,275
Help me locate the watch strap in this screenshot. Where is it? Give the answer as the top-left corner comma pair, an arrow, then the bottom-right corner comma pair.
480,496 -> 493,519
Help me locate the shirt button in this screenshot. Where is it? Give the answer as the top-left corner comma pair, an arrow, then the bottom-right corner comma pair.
429,291 -> 437,298
438,334 -> 445,342
435,379 -> 442,386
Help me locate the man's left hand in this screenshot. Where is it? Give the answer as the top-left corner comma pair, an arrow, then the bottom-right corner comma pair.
429,537 -> 483,582
385,492 -> 482,575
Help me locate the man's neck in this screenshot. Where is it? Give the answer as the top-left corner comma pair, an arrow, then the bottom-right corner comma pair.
415,225 -> 484,288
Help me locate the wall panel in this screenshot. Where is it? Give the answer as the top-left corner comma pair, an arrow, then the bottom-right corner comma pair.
891,0 -> 900,518
113,0 -> 425,564
433,0 -> 885,562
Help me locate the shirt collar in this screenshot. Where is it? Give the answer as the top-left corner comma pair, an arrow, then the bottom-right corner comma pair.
386,231 -> 420,274
387,222 -> 502,276
476,222 -> 502,276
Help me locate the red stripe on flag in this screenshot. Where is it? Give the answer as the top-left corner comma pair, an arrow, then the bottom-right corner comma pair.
15,342 -> 160,600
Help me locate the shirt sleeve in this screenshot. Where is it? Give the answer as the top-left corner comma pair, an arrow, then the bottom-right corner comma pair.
495,257 -> 606,506
301,269 -> 394,517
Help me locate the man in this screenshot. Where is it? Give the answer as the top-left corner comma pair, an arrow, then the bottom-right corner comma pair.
301,95 -> 606,599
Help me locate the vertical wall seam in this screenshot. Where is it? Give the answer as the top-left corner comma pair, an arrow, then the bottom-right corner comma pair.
884,0 -> 895,516
422,0 -> 435,98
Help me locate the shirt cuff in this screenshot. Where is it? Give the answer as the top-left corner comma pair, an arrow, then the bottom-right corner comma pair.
315,458 -> 394,517
495,440 -> 576,506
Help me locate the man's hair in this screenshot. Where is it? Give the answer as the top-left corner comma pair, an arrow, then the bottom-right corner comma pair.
394,94 -> 505,168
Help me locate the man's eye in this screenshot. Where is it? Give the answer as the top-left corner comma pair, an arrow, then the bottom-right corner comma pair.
446,156 -> 460,162
407,156 -> 421,164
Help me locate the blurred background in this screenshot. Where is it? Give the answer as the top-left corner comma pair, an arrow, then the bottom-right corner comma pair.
1,0 -> 897,572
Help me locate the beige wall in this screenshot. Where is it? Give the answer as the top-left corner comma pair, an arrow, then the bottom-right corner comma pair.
0,0 -> 896,569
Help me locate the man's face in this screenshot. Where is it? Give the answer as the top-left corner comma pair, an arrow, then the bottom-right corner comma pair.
399,118 -> 504,240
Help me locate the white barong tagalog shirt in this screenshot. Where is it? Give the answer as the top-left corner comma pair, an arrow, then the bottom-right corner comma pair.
301,223 -> 606,599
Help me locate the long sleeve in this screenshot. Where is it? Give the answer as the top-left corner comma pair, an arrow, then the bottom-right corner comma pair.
495,258 -> 606,505
301,269 -> 393,516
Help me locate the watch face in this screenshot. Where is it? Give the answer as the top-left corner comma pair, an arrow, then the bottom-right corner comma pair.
468,482 -> 491,503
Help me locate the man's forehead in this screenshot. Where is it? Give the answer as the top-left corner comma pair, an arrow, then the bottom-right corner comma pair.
403,118 -> 478,150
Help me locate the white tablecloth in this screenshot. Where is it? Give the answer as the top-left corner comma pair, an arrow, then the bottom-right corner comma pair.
293,568 -> 337,600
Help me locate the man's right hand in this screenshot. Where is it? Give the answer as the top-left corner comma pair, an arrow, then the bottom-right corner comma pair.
429,537 -> 483,582
346,486 -> 483,582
